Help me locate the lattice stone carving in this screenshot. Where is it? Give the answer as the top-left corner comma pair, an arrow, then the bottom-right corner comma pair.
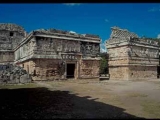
110,26 -> 138,38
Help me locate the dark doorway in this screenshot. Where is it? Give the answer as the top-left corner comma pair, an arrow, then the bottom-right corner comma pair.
157,66 -> 160,78
10,32 -> 14,37
67,64 -> 75,78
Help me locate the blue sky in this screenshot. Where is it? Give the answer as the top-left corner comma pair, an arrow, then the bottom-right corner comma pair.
0,3 -> 160,52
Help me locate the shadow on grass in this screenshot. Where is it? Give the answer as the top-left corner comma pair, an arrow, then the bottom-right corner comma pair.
0,87 -> 145,119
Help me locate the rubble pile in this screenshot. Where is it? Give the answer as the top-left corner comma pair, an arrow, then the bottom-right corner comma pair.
0,64 -> 32,84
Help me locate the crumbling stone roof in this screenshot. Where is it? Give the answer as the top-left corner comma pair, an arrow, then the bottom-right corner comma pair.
111,26 -> 138,38
33,28 -> 100,39
0,23 -> 25,32
107,26 -> 159,46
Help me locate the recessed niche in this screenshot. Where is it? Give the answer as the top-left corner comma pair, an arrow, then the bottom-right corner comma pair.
10,32 -> 14,37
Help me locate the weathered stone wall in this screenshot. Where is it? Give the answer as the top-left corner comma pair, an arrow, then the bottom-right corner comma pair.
109,59 -> 129,66
0,23 -> 26,64
128,46 -> 159,59
15,37 -> 36,61
109,65 -> 157,80
80,60 -> 100,78
0,25 -> 25,46
108,46 -> 129,59
20,59 -> 62,81
129,59 -> 159,66
0,52 -> 14,63
128,66 -> 157,80
22,60 -> 35,75
92,60 -> 100,77
36,37 -> 81,54
109,66 -> 129,80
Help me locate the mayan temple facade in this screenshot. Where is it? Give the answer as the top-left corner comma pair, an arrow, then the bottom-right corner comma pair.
13,26 -> 101,81
106,27 -> 160,80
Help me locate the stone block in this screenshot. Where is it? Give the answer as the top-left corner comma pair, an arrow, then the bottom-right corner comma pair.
20,74 -> 31,83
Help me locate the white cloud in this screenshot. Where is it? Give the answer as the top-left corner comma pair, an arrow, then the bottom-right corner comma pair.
157,34 -> 160,39
101,48 -> 106,53
105,19 -> 109,22
63,3 -> 81,6
69,31 -> 76,33
100,40 -> 107,53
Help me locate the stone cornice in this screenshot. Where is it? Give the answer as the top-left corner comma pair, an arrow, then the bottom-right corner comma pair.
106,39 -> 159,49
109,64 -> 158,67
0,50 -> 13,52
35,34 -> 101,43
82,57 -> 101,60
109,57 -> 159,60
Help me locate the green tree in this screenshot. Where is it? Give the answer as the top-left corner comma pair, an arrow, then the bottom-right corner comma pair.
99,52 -> 109,74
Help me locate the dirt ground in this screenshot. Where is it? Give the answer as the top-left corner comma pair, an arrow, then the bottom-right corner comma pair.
0,79 -> 160,119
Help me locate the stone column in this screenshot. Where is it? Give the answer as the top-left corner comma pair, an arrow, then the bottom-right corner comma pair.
77,54 -> 82,79
64,61 -> 67,79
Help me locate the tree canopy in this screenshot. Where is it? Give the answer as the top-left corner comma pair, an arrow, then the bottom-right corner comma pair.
99,52 -> 109,74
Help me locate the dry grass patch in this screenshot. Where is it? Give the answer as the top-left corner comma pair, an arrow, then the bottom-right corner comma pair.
44,81 -> 64,87
141,100 -> 160,118
99,94 -> 124,107
0,83 -> 39,89
127,92 -> 148,98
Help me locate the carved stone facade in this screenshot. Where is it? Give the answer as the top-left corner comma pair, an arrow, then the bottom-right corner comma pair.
106,26 -> 159,80
0,23 -> 26,64
14,28 -> 101,80
80,60 -> 100,78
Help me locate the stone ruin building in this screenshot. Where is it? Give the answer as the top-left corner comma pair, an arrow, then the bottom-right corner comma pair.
106,26 -> 160,80
0,23 -> 26,64
2,23 -> 159,82
0,23 -> 101,82
13,25 -> 101,81
0,23 -> 31,84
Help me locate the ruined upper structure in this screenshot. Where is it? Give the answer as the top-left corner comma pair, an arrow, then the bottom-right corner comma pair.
0,23 -> 26,64
107,26 -> 158,47
106,26 -> 159,80
33,28 -> 100,39
110,26 -> 138,39
0,23 -> 26,48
